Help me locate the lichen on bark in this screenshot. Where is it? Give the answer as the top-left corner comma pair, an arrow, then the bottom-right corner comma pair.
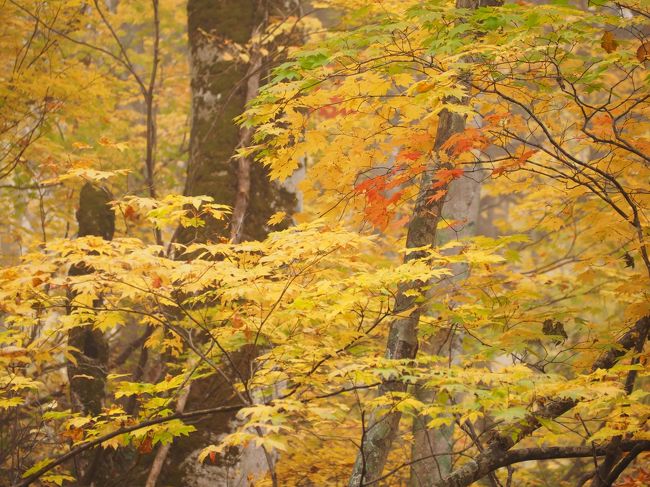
177,0 -> 295,246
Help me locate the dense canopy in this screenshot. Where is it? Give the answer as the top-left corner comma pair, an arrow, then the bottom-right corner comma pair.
0,1 -> 648,486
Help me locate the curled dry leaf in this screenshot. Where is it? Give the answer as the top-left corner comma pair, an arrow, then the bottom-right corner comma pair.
637,41 -> 650,63
601,31 -> 618,53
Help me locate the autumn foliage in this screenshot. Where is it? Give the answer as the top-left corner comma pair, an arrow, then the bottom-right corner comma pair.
1,1 -> 649,486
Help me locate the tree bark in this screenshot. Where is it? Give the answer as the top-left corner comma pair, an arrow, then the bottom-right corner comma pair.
155,2 -> 298,485
348,110 -> 468,487
348,1 -> 503,484
176,0 -> 295,246
66,182 -> 114,485
67,182 -> 114,415
409,166 -> 482,486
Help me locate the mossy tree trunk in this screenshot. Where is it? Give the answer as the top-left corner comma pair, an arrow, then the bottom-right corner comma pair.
176,0 -> 295,246
154,2 -> 298,486
66,182 -> 114,485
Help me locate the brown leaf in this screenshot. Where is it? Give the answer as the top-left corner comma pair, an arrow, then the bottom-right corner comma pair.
601,31 -> 618,53
232,313 -> 243,329
637,42 -> 650,63
62,426 -> 84,442
138,433 -> 153,454
124,205 -> 137,221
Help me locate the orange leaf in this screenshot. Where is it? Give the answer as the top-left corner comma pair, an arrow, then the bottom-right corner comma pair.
151,274 -> 162,289
592,114 -> 613,138
516,149 -> 537,164
354,174 -> 387,194
440,129 -> 488,156
436,168 -> 464,180
431,168 -> 464,189
426,189 -> 447,204
397,150 -> 422,162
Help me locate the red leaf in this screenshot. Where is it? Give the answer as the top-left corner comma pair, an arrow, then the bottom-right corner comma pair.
397,150 -> 422,162
431,168 -> 464,189
440,128 -> 488,156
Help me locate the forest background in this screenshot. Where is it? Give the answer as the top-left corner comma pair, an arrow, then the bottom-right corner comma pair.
0,0 -> 649,486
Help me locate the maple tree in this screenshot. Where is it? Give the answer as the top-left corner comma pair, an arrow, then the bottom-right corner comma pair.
1,0 -> 649,486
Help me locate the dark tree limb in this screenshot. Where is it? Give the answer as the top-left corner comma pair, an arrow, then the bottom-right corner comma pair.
363,441 -> 650,486
13,403 -> 245,487
604,442 -> 649,486
433,316 -> 649,487
494,441 -> 649,471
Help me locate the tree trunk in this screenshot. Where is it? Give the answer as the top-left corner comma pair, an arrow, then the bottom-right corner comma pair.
409,168 -> 482,486
176,0 -> 295,246
348,2 -> 503,485
348,109 -> 467,487
67,183 -> 114,415
153,2 -> 298,485
66,182 -> 114,485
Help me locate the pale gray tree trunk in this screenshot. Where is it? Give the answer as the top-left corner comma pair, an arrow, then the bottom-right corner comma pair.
348,110 -> 466,487
409,169 -> 481,486
348,2 -> 502,485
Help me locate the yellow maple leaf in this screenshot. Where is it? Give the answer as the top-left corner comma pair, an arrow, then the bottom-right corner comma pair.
267,211 -> 287,226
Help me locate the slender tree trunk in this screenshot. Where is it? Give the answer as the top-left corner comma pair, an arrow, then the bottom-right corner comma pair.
230,35 -> 263,244
409,170 -> 481,486
348,2 -> 503,485
348,110 -> 467,487
145,384 -> 192,487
